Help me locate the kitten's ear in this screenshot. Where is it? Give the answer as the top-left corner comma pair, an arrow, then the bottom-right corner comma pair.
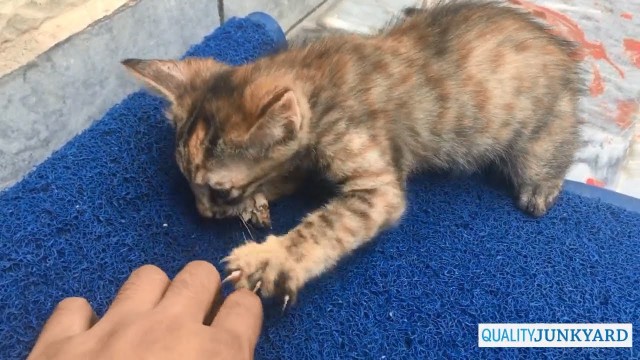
121,59 -> 186,102
121,58 -> 227,103
246,89 -> 302,148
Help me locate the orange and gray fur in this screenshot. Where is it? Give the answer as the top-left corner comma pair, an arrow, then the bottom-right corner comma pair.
122,1 -> 582,305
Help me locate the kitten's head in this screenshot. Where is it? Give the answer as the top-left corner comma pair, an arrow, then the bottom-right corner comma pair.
122,57 -> 310,217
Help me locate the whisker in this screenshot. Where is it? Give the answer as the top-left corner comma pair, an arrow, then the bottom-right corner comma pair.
239,215 -> 254,240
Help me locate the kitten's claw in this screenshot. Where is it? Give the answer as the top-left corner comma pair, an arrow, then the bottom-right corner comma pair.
253,281 -> 262,293
282,295 -> 290,313
222,270 -> 242,284
251,205 -> 271,229
220,256 -> 231,264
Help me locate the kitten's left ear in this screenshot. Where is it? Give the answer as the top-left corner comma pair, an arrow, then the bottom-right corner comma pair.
121,57 -> 227,103
121,59 -> 187,103
246,88 -> 302,148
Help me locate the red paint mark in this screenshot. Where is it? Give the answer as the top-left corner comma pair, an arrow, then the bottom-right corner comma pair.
621,12 -> 633,20
586,178 -> 606,187
623,38 -> 640,68
614,100 -> 639,130
509,0 -> 625,78
589,63 -> 604,97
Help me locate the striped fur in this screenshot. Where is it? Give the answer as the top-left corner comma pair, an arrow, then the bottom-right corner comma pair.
122,1 -> 582,303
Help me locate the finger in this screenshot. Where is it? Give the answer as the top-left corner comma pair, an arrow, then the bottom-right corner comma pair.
210,289 -> 263,350
101,265 -> 170,321
157,260 -> 221,322
30,297 -> 96,354
203,283 -> 224,326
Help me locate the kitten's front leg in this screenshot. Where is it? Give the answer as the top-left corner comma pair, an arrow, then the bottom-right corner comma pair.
223,179 -> 406,304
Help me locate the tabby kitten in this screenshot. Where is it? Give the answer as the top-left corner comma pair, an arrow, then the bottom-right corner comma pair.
122,0 -> 582,305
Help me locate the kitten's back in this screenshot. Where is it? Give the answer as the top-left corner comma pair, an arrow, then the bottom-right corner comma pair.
372,0 -> 582,171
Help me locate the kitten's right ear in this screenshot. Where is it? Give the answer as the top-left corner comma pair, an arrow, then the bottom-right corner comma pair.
121,59 -> 186,103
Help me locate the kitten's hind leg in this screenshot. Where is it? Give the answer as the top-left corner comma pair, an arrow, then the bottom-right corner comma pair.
516,181 -> 564,218
505,113 -> 579,217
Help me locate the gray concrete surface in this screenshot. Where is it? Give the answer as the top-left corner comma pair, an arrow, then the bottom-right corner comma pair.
0,0 -> 219,190
223,0 -> 326,33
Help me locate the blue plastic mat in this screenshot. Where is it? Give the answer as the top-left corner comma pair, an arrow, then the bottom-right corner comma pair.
1,13 -> 639,360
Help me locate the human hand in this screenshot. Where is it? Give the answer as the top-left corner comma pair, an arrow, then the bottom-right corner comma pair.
27,261 -> 263,360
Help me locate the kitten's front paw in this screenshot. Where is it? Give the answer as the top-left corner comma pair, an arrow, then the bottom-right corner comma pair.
223,235 -> 300,308
240,193 -> 271,229
198,192 -> 271,228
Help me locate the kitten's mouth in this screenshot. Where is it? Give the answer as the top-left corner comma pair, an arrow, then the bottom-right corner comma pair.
209,186 -> 245,206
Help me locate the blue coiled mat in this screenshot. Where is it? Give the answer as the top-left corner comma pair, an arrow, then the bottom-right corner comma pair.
1,13 -> 639,360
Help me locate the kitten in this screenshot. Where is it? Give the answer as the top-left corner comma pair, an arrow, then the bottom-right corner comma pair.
122,0 -> 582,305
